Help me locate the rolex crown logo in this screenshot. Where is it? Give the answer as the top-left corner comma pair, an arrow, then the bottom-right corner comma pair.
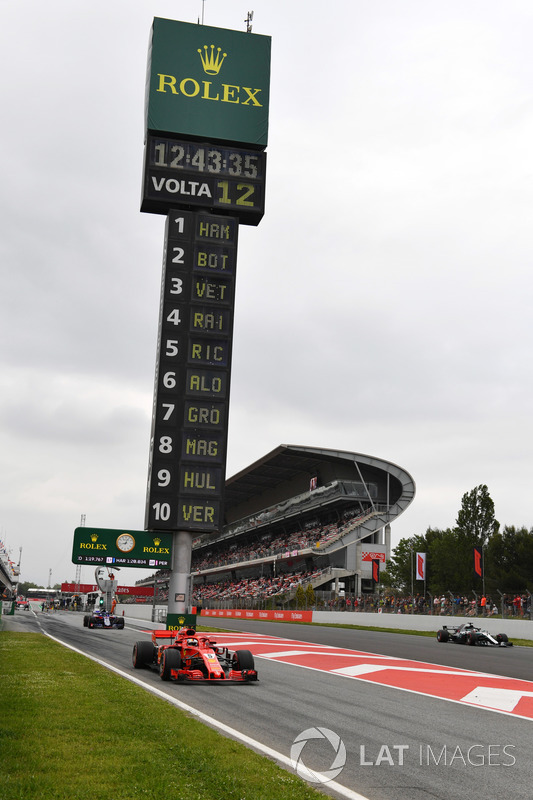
90,533 -> 98,542
153,537 -> 161,547
198,44 -> 227,75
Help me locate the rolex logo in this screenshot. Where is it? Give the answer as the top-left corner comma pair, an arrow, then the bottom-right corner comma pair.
198,44 -> 227,75
153,537 -> 161,547
90,533 -> 98,542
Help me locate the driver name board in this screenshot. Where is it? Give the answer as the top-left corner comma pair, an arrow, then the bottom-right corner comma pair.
72,527 -> 173,568
144,210 -> 238,533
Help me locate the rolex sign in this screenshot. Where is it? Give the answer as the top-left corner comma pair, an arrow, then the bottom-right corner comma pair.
145,18 -> 271,149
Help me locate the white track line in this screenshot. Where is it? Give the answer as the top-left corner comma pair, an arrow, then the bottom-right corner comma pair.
41,630 -> 370,800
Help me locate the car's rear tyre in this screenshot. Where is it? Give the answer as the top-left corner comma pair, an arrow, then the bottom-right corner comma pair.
132,641 -> 156,669
232,649 -> 255,670
160,648 -> 181,681
437,629 -> 449,643
87,617 -> 95,628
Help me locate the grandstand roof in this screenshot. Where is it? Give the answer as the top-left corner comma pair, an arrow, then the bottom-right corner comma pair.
225,445 -> 323,506
224,444 -> 414,513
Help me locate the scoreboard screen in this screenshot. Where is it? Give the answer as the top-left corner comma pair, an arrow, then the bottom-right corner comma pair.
145,210 -> 238,532
141,135 -> 266,226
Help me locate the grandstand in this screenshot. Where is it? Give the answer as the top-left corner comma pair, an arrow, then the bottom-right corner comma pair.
0,539 -> 19,600
138,444 -> 415,606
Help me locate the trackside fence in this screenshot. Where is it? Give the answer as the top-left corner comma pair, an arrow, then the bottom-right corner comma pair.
198,590 -> 532,621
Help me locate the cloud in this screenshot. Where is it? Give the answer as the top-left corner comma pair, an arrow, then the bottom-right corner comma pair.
1,0 -> 532,586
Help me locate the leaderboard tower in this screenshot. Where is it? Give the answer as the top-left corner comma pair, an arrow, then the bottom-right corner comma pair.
141,18 -> 271,627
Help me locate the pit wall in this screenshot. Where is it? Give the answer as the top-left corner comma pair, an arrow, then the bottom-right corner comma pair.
115,604 -> 533,640
311,610 -> 533,640
115,604 -> 163,621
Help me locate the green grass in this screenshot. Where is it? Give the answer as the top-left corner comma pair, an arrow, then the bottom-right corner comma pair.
0,632 -> 325,800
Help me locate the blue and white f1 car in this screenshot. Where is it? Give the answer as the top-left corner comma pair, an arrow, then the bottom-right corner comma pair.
83,610 -> 124,629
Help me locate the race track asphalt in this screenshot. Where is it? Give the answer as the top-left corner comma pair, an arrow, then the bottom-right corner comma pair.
4,608 -> 533,800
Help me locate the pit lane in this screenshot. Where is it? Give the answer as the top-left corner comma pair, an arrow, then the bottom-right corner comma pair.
4,608 -> 533,800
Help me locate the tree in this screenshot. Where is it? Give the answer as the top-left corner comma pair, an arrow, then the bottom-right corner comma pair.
16,581 -> 42,596
387,485 -> 533,595
453,484 -> 499,592
305,582 -> 315,608
386,534 -> 428,592
378,569 -> 394,589
485,526 -> 533,592
294,584 -> 306,608
425,527 -> 467,594
455,484 -> 499,544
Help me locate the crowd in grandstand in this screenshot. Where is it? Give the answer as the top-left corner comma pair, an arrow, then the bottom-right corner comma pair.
0,540 -> 18,598
193,569 -> 322,603
192,512 -> 368,572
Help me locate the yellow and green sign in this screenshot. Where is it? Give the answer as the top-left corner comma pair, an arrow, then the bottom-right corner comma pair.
72,527 -> 173,569
166,612 -> 197,631
145,18 -> 271,148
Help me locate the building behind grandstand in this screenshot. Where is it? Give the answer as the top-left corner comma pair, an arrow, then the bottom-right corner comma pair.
137,445 -> 415,608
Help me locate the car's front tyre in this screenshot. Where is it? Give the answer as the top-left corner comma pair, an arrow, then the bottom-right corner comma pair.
232,649 -> 255,670
160,648 -> 181,681
496,633 -> 511,646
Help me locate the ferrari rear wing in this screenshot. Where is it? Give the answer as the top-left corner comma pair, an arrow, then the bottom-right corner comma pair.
151,630 -> 177,643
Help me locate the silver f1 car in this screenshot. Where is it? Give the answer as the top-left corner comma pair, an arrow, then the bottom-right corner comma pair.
436,623 -> 512,646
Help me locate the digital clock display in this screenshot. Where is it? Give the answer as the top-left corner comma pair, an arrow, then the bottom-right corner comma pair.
141,135 -> 266,225
151,139 -> 265,178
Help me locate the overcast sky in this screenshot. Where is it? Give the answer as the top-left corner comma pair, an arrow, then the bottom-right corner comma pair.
1,0 -> 532,588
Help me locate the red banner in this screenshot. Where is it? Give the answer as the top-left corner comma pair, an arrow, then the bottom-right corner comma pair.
61,583 -> 154,596
201,608 -> 312,622
473,546 -> 483,579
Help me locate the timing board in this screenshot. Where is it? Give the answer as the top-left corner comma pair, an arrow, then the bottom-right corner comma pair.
141,135 -> 266,226
144,209 -> 238,533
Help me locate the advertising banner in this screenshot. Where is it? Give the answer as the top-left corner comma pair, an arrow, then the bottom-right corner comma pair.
61,583 -> 154,596
71,527 -> 173,569
146,18 -> 271,148
201,608 -> 313,622
416,552 -> 426,581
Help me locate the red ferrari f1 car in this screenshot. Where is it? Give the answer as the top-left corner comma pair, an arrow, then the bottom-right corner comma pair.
132,627 -> 258,683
